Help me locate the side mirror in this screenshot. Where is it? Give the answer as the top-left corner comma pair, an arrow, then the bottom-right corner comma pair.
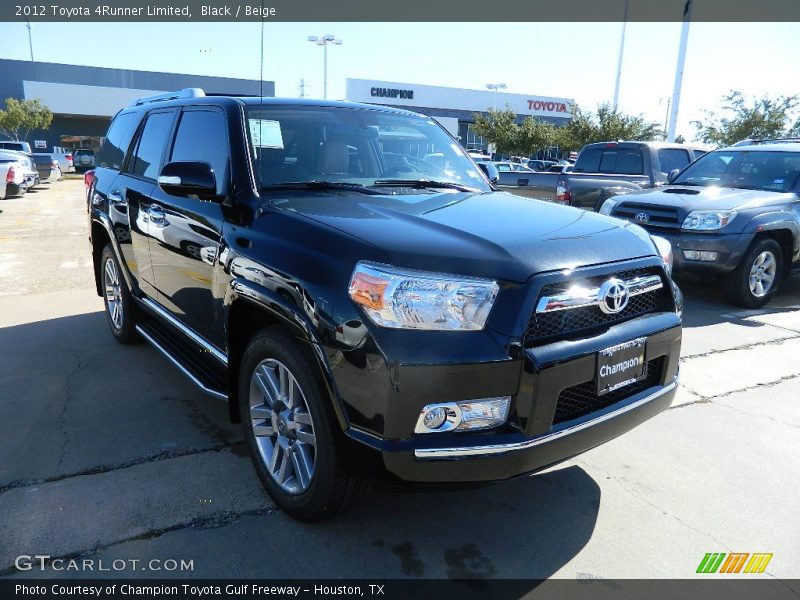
477,162 -> 500,185
667,168 -> 681,183
158,161 -> 217,199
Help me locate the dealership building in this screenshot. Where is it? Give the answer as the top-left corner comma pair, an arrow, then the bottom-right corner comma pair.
346,78 -> 574,154
0,58 -> 272,153
0,61 -> 570,158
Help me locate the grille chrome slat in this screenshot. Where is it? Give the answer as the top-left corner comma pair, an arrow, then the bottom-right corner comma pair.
525,267 -> 670,345
536,274 -> 663,314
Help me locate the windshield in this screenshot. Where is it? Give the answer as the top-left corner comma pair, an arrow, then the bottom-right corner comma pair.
673,150 -> 800,192
245,106 -> 491,193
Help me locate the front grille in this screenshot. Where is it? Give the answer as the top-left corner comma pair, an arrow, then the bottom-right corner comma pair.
613,202 -> 680,229
553,357 -> 664,425
526,267 -> 669,345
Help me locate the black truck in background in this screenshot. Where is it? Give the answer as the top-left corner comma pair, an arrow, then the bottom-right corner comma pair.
556,142 -> 708,210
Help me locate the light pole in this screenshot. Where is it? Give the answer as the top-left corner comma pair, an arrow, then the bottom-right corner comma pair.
308,34 -> 342,100
667,0 -> 692,142
25,20 -> 34,62
612,0 -> 630,111
485,83 -> 507,110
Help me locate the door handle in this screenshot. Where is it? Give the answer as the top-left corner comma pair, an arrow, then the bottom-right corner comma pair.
108,190 -> 125,204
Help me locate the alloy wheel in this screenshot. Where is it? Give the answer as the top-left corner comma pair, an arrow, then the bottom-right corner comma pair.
748,250 -> 777,297
104,257 -> 123,329
249,358 -> 316,495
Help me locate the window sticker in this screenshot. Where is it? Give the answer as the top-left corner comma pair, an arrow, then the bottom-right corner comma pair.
249,119 -> 284,149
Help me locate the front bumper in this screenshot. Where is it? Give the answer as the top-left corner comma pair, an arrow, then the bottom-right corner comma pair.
646,229 -> 754,275
348,313 -> 681,483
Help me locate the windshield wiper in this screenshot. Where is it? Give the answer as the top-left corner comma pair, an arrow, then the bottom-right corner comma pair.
260,181 -> 383,195
371,179 -> 480,193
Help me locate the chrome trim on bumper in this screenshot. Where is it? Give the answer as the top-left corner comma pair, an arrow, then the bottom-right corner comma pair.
135,325 -> 228,401
413,380 -> 677,459
536,274 -> 663,314
140,297 -> 228,365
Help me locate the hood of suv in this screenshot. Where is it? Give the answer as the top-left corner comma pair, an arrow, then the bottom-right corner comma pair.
269,190 -> 658,282
615,185 -> 792,212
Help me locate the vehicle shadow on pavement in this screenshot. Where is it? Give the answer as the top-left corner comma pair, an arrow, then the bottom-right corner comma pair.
1,310 -> 601,581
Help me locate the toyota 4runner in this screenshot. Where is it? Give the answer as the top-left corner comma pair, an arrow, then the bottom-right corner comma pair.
599,142 -> 800,307
88,89 -> 682,521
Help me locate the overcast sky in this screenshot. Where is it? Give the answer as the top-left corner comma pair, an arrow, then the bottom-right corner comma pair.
1,20 -> 798,141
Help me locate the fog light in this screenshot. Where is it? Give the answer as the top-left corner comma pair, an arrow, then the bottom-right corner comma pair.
422,407 -> 447,430
683,250 -> 718,262
414,396 -> 511,434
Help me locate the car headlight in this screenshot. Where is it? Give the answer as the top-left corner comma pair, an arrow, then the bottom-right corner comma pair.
681,210 -> 737,231
598,197 -> 622,215
651,235 -> 673,276
348,262 -> 499,330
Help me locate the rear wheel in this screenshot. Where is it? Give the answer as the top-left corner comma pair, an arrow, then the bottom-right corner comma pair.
725,238 -> 782,308
238,327 -> 368,521
101,244 -> 139,344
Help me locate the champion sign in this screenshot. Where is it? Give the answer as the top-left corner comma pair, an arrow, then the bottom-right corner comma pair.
527,100 -> 569,113
371,87 -> 414,100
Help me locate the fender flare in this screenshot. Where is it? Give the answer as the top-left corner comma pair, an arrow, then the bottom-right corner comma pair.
225,277 -> 350,431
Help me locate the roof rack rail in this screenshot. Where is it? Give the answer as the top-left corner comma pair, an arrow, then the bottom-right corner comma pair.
130,88 -> 206,107
735,137 -> 800,146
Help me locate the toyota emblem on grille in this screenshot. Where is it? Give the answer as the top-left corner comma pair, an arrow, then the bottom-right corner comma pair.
598,278 -> 630,314
635,212 -> 649,223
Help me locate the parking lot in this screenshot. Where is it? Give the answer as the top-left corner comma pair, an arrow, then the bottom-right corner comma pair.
1,179 -> 799,583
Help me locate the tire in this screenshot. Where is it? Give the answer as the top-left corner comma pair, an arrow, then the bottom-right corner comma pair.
100,244 -> 139,344
238,327 -> 368,521
725,238 -> 783,308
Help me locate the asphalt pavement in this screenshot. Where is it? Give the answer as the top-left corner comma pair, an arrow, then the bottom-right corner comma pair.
1,180 -> 798,585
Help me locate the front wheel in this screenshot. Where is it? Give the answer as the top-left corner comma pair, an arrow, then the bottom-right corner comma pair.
725,238 -> 783,308
238,328 -> 368,521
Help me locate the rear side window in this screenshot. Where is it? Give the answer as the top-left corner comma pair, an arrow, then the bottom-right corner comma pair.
130,111 -> 174,180
657,148 -> 691,175
575,147 -> 644,175
170,110 -> 230,194
98,112 -> 140,170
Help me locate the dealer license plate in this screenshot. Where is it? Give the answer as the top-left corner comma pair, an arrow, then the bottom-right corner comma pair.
596,337 -> 647,396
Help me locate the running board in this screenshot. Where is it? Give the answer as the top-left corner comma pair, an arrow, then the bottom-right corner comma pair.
135,324 -> 228,401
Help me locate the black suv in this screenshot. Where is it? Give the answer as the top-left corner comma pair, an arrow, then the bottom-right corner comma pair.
88,89 -> 682,521
598,142 -> 800,307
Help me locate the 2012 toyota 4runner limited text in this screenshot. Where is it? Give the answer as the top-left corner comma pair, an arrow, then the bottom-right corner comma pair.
88,89 -> 682,521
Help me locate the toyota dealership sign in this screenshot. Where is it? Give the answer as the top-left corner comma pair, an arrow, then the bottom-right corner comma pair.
346,78 -> 573,119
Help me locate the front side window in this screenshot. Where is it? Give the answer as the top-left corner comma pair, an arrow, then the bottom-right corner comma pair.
673,150 -> 800,192
245,106 -> 491,193
170,110 -> 230,194
130,111 -> 174,180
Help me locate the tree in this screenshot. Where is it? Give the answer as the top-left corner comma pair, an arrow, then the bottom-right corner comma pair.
674,134 -> 686,144
472,106 -> 557,156
0,98 -> 54,141
510,116 -> 557,157
471,107 -> 518,155
692,91 -> 800,147
555,103 -> 663,153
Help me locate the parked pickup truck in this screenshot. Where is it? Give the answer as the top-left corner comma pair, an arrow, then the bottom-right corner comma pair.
495,168 -> 562,202
598,142 -> 800,308
556,141 -> 708,210
89,89 -> 682,521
